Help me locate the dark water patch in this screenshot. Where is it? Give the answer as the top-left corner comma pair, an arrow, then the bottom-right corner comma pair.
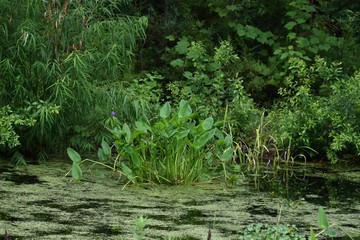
256,172 -> 360,207
218,227 -> 239,236
1,172 -> 43,185
176,209 -> 209,225
147,224 -> 176,231
146,213 -> 172,222
0,166 -> 14,174
177,236 -> 201,240
34,228 -> 73,237
79,197 -> 127,204
246,205 -> 278,217
92,225 -> 124,236
1,232 -> 26,240
124,204 -> 167,210
29,199 -> 104,212
0,211 -> 22,221
183,198 -> 225,206
32,212 -> 55,222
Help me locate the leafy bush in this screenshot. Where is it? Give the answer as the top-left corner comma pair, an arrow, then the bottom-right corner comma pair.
238,223 -> 306,240
168,39 -> 240,115
112,100 -> 234,184
0,106 -> 35,150
269,57 -> 360,162
67,100 -> 234,185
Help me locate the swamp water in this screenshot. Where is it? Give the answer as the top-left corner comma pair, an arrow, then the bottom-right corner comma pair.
0,159 -> 360,239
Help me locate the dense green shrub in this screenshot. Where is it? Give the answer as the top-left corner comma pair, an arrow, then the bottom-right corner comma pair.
0,106 -> 35,150
0,0 -> 147,159
268,57 -> 360,162
68,100 -> 234,184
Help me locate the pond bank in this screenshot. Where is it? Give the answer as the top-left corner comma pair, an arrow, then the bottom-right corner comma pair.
1,159 -> 360,239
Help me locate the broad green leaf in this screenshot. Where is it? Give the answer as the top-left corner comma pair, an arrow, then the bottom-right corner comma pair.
170,58 -> 184,67
71,163 -> 82,181
284,21 -> 297,30
224,135 -> 233,146
273,48 -> 282,55
175,37 -> 189,54
160,102 -> 171,119
220,147 -> 234,162
310,36 -> 320,44
123,123 -> 132,143
287,32 -> 297,40
166,35 -> 175,41
178,100 -> 192,119
245,25 -> 257,39
126,147 -> 142,168
121,163 -> 134,180
101,140 -> 111,156
67,147 -> 81,164
194,129 -> 216,149
183,71 -> 193,79
318,207 -> 329,229
297,37 -> 310,47
280,52 -> 289,60
176,129 -> 190,140
135,120 -> 150,132
98,148 -> 107,161
201,117 -> 214,131
208,62 -> 221,71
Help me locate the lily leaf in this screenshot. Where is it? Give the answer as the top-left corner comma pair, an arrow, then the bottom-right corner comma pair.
318,207 -> 329,229
71,163 -> 82,181
178,100 -> 192,119
101,140 -> 111,156
160,102 -> 171,119
194,129 -> 216,149
201,116 -> 214,131
67,147 -> 81,164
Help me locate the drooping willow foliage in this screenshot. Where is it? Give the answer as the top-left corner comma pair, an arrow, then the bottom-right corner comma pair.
0,0 -> 147,158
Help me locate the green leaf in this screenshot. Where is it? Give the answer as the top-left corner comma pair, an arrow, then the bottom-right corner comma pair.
297,37 -> 310,47
176,129 -> 190,140
160,102 -> 171,119
101,140 -> 111,156
224,135 -> 233,146
183,71 -> 193,79
220,147 -> 234,162
170,58 -> 184,67
67,147 -> 81,164
166,35 -> 175,41
123,123 -> 132,143
126,147 -> 142,168
287,32 -> 297,40
98,148 -> 107,161
121,163 -> 134,180
273,48 -> 282,55
178,100 -> 192,119
194,129 -> 216,149
318,207 -> 329,229
135,120 -> 150,133
175,37 -> 189,54
245,25 -> 258,39
71,163 -> 82,181
280,52 -> 289,60
201,117 -> 214,131
284,21 -> 297,30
